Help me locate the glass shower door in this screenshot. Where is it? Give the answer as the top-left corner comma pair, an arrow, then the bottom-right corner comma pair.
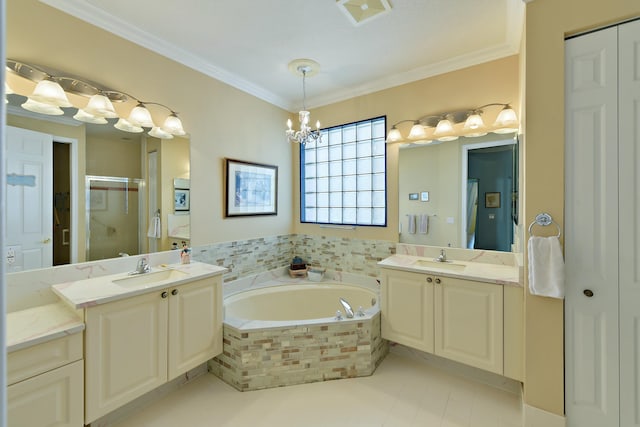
86,175 -> 144,261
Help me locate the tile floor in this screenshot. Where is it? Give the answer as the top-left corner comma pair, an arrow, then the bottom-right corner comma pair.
113,349 -> 522,427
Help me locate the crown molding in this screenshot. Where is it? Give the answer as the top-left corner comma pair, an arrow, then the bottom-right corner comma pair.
39,0 -> 291,110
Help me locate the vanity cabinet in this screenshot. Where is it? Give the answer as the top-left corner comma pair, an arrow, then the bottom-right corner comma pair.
381,268 -> 510,376
434,276 -> 503,374
85,276 -> 222,423
381,269 -> 434,353
7,333 -> 84,427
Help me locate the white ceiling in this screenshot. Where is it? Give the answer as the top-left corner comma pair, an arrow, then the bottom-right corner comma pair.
40,0 -> 524,112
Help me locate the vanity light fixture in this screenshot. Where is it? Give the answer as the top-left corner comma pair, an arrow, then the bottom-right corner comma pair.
386,103 -> 519,144
286,59 -> 322,145
5,59 -> 187,139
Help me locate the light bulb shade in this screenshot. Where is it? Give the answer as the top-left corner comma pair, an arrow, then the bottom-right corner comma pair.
162,114 -> 186,136
114,118 -> 143,133
464,113 -> 484,130
434,118 -> 454,136
85,94 -> 118,118
493,106 -> 519,133
149,126 -> 174,139
386,127 -> 403,143
30,80 -> 72,107
127,103 -> 155,127
21,98 -> 64,115
408,122 -> 427,140
73,108 -> 108,124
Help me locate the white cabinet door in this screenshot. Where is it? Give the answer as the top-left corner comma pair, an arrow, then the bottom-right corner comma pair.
381,269 -> 434,353
168,277 -> 222,380
85,290 -> 168,424
434,277 -> 503,374
8,360 -> 83,427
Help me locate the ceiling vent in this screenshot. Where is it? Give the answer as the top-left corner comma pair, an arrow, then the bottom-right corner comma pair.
336,0 -> 392,26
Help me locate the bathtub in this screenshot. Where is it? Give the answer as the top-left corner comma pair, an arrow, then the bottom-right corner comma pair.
209,282 -> 388,391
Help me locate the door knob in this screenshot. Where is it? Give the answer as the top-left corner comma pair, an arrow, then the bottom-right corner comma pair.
435,278 -> 441,284
42,238 -> 51,244
161,291 -> 168,298
171,289 -> 178,296
583,289 -> 594,297
426,277 -> 433,283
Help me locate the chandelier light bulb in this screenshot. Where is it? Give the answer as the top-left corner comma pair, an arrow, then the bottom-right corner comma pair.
493,105 -> 519,134
287,118 -> 293,130
385,126 -> 403,143
408,121 -> 427,140
30,79 -> 72,107
463,113 -> 487,137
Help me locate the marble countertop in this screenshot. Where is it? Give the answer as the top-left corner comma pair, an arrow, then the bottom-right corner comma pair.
52,261 -> 227,309
7,302 -> 84,353
378,254 -> 521,286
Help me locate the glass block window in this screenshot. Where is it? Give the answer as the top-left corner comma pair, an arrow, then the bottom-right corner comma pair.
300,116 -> 387,226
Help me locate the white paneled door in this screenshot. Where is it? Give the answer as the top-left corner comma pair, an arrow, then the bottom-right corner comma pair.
565,19 -> 640,427
6,126 -> 53,272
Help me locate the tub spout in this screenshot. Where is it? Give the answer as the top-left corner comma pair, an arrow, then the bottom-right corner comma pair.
339,297 -> 354,318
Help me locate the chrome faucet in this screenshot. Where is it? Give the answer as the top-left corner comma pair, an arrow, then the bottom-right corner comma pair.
435,249 -> 447,263
339,297 -> 354,318
130,257 -> 150,275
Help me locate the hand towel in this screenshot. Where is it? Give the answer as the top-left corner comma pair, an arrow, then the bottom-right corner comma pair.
418,214 -> 429,234
147,214 -> 161,239
528,236 -> 565,299
407,214 -> 416,234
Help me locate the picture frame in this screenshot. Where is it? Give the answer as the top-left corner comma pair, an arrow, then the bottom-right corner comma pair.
174,188 -> 190,211
408,193 -> 419,200
485,192 -> 501,208
225,158 -> 278,217
420,191 -> 429,202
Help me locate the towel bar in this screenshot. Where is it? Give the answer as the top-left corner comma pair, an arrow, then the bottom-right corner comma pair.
528,213 -> 561,237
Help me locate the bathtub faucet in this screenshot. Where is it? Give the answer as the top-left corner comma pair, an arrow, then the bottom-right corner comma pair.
339,298 -> 354,318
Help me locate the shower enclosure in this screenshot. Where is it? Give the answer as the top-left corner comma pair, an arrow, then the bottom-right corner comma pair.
86,175 -> 145,261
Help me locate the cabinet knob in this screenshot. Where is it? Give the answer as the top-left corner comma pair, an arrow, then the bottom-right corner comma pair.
583,289 -> 594,297
435,278 -> 441,284
171,289 -> 178,296
426,277 -> 433,283
161,291 -> 168,298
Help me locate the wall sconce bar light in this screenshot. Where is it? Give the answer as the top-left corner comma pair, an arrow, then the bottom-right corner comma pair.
5,59 -> 186,139
386,103 -> 518,144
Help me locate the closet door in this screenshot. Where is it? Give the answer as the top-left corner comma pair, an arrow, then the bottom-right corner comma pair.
565,26 -> 619,427
618,19 -> 640,427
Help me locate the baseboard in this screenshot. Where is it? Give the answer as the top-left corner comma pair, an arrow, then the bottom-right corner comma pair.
523,403 -> 566,427
88,363 -> 208,427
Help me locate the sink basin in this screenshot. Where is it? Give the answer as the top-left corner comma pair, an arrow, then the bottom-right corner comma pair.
414,259 -> 466,271
113,269 -> 189,287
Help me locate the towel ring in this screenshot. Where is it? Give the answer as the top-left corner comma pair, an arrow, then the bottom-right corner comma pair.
528,213 -> 561,237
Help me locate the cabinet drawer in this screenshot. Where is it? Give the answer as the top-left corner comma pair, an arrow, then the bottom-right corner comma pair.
8,359 -> 84,427
7,333 -> 83,385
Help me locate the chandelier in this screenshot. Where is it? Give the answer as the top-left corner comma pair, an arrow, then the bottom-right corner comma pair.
286,59 -> 322,145
5,59 -> 186,139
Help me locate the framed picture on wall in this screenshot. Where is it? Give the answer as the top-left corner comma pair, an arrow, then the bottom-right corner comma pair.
174,188 -> 190,211
225,158 -> 278,217
485,192 -> 501,208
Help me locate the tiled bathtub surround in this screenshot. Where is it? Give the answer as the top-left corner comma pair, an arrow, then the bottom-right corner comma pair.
210,313 -> 388,391
191,234 -> 396,282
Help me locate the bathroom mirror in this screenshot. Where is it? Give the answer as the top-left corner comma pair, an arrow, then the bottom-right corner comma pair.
5,103 -> 190,272
398,133 -> 520,252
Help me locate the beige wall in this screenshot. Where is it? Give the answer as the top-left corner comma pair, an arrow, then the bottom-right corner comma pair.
524,0 -> 638,416
160,136 -> 190,250
7,0 -> 293,248
86,134 -> 141,178
294,55 -> 520,243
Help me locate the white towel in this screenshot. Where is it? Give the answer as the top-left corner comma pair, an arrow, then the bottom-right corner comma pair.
528,236 -> 565,299
147,214 -> 161,239
418,214 -> 429,234
407,215 -> 416,234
